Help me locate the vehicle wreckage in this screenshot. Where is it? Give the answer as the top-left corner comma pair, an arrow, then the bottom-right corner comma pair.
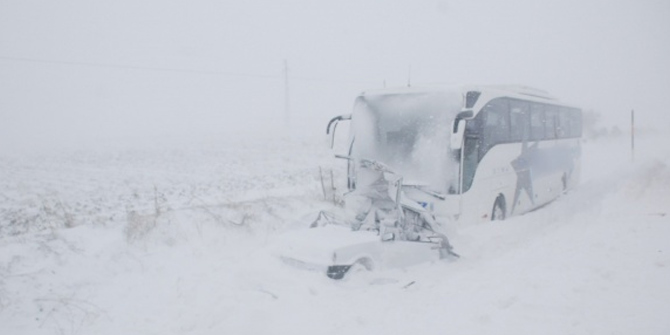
276,86 -> 464,279
276,85 -> 582,279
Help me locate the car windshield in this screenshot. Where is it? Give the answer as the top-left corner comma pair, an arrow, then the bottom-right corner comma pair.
350,90 -> 462,193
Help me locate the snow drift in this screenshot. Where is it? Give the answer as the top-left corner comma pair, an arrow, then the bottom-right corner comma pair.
0,133 -> 669,335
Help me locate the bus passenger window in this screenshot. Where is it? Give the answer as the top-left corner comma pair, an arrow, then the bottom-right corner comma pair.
509,100 -> 529,142
483,99 -> 510,146
530,103 -> 544,141
558,108 -> 570,138
545,107 -> 558,139
571,109 -> 583,137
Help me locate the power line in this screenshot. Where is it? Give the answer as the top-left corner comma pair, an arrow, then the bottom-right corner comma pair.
0,55 -> 281,79
0,55 -> 379,85
291,74 -> 377,85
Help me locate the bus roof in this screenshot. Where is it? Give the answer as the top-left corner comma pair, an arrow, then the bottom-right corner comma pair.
359,84 -> 579,110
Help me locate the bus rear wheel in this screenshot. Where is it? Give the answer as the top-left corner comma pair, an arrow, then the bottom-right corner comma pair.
491,196 -> 506,221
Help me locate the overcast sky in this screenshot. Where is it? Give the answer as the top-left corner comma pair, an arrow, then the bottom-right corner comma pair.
1,0 -> 668,150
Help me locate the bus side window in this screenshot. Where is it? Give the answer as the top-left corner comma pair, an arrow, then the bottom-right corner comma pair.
482,98 -> 510,147
571,109 -> 583,137
462,137 -> 479,193
545,106 -> 558,139
509,99 -> 529,142
558,107 -> 570,138
530,103 -> 544,141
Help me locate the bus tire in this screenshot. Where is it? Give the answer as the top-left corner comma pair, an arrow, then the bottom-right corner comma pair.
491,195 -> 506,221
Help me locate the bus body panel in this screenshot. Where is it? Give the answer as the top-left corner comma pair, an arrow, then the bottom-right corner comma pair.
420,136 -> 581,224
341,85 -> 582,225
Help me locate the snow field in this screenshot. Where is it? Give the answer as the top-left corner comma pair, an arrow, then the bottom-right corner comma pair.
0,133 -> 669,334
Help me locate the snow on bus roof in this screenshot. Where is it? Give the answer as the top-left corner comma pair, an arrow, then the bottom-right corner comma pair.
358,84 -> 580,110
361,84 -> 556,100
359,85 -> 463,97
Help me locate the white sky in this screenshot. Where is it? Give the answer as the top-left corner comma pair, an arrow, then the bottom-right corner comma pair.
1,0 -> 668,150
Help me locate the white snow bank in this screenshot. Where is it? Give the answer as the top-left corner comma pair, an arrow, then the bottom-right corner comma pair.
1,133 -> 669,334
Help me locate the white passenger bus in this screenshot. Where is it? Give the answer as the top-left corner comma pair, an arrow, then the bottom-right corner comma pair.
329,85 -> 582,223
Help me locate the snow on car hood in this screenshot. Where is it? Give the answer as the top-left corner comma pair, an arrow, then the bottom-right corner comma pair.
270,225 -> 380,267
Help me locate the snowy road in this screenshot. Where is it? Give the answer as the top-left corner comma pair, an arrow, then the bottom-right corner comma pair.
1,134 -> 669,335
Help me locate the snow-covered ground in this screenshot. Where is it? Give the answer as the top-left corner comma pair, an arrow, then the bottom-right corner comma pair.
1,131 -> 669,335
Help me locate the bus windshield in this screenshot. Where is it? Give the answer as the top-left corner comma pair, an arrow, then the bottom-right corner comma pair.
350,91 -> 462,194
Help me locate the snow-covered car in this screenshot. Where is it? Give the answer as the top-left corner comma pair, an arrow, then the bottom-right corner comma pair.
274,159 -> 456,279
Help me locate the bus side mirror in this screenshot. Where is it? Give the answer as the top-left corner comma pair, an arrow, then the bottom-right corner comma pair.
450,119 -> 466,150
450,110 -> 472,150
326,114 -> 352,149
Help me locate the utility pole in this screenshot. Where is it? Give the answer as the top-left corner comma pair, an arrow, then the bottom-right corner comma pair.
407,65 -> 412,87
631,109 -> 635,162
284,59 -> 290,128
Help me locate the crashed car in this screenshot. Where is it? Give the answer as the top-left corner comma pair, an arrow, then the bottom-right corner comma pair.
277,159 -> 456,279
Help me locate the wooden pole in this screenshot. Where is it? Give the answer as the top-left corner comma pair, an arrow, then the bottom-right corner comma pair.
631,109 -> 635,162
284,59 -> 290,127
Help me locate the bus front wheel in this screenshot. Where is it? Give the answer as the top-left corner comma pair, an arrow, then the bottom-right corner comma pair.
491,196 -> 506,221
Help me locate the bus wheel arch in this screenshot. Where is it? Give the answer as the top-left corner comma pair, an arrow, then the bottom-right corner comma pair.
491,194 -> 506,221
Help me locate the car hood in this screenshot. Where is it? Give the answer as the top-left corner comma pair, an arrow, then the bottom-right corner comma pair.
270,225 -> 380,267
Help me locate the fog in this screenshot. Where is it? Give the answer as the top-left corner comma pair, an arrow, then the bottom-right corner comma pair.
2,2 -> 670,333
1,0 -> 668,151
